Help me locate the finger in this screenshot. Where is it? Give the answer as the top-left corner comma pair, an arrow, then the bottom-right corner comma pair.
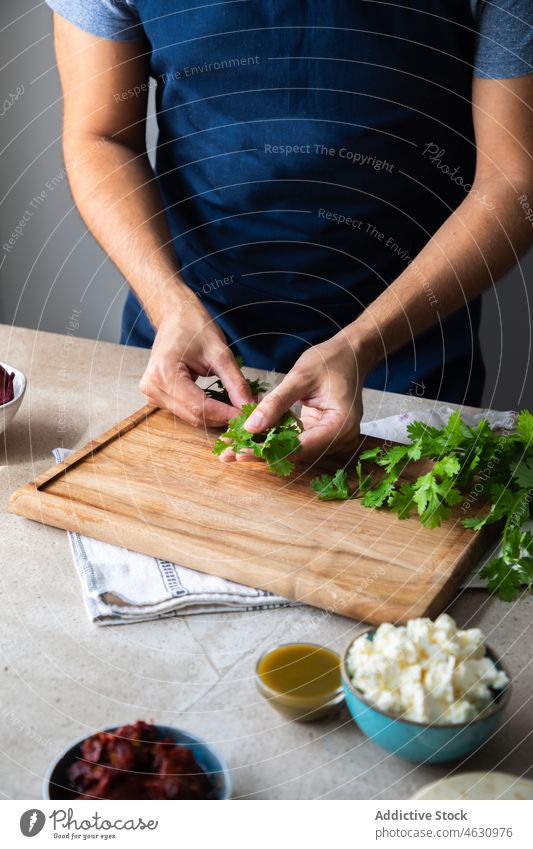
171,363 -> 244,425
295,424 -> 359,463
244,373 -> 303,432
211,349 -> 254,409
219,446 -> 237,463
218,446 -> 257,464
146,373 -> 240,428
235,448 -> 261,462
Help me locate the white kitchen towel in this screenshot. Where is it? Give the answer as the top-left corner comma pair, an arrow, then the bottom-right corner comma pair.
53,448 -> 295,624
54,405 -> 516,625
360,405 -> 516,444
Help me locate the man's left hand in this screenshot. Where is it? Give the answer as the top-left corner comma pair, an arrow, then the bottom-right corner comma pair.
237,337 -> 368,463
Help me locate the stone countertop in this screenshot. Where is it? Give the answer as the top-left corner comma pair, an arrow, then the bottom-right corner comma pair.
1,324 -> 532,800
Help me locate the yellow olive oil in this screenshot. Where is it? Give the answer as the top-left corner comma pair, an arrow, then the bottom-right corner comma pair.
256,643 -> 343,721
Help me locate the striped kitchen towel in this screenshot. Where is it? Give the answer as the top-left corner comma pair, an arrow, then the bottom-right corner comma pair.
53,448 -> 296,625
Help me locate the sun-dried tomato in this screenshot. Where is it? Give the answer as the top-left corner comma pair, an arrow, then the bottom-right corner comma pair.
67,721 -> 214,800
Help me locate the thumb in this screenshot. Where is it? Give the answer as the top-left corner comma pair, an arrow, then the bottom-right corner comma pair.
212,349 -> 254,409
244,373 -> 302,432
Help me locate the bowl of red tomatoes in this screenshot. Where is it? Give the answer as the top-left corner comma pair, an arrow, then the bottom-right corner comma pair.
43,721 -> 232,800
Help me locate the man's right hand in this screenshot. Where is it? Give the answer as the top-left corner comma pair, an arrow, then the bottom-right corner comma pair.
139,296 -> 254,428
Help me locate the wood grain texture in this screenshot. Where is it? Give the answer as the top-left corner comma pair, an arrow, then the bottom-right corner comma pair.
8,405 -> 494,624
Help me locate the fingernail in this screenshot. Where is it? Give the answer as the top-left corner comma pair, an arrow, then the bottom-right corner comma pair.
245,411 -> 263,431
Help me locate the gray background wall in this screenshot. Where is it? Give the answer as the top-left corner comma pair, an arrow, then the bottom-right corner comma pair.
1,0 -> 531,410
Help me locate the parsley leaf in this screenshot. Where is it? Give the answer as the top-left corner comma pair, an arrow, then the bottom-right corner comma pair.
247,376 -> 271,396
480,527 -> 533,600
212,403 -> 257,456
356,447 -> 381,489
464,486 -> 531,532
511,456 -> 533,490
311,469 -> 350,500
361,473 -> 398,508
516,410 -> 533,445
480,555 -> 526,601
261,427 -> 301,476
213,402 -> 301,476
388,482 -> 416,520
410,459 -> 462,528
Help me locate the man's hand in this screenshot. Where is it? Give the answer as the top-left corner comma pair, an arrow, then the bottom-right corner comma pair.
242,336 -> 367,463
140,297 -> 254,427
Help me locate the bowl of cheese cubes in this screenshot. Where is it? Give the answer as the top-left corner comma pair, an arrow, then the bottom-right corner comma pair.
342,615 -> 510,764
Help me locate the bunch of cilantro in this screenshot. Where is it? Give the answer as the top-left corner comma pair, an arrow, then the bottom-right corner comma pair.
311,409 -> 533,601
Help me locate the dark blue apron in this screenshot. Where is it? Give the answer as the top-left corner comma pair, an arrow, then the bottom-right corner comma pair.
122,0 -> 484,403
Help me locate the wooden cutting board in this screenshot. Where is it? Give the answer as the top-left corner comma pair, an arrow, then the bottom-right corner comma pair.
8,405 -> 494,624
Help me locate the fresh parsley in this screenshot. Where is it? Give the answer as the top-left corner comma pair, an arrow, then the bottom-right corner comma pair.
310,409 -> 533,602
213,402 -> 302,476
310,469 -> 350,500
210,373 -> 533,602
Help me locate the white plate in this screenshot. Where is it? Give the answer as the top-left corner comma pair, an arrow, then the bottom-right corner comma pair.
412,771 -> 533,801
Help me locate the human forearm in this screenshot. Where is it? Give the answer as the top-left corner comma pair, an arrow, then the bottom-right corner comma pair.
343,177 -> 533,376
54,11 -> 190,329
64,134 -> 190,327
344,73 -> 533,377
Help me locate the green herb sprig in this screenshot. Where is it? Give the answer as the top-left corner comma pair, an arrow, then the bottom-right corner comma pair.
213,402 -> 302,476
311,409 -> 533,601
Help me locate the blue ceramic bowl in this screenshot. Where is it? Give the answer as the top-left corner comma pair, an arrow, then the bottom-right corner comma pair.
342,629 -> 511,764
43,725 -> 232,800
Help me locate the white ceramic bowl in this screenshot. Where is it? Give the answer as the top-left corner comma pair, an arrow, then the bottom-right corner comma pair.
0,362 -> 26,436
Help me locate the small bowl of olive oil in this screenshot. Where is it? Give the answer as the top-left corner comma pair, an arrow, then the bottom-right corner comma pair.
255,643 -> 344,722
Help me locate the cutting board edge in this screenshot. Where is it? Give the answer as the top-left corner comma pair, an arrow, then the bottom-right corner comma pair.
26,403 -> 158,493
8,487 -> 368,618
8,484 -> 498,626
419,521 -> 499,619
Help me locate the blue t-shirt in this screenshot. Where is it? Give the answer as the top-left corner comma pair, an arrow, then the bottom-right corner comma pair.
46,0 -> 533,403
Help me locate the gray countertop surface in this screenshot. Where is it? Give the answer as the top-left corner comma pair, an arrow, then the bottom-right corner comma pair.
1,324 -> 532,800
